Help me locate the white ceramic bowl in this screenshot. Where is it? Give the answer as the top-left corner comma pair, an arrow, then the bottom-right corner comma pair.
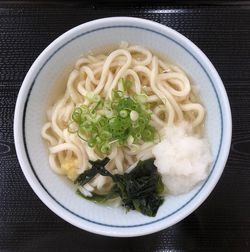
14,17 -> 232,237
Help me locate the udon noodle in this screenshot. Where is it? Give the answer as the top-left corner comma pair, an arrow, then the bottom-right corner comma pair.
41,42 -> 205,193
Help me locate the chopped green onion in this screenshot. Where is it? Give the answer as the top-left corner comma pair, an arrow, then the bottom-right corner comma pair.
111,90 -> 123,100
80,105 -> 89,113
100,131 -> 112,140
80,121 -> 93,131
96,136 -> 102,144
91,100 -> 102,114
120,110 -> 128,118
74,107 -> 82,114
127,135 -> 134,145
100,143 -> 111,154
86,92 -> 100,102
72,108 -> 82,123
142,126 -> 155,141
98,117 -> 108,128
88,138 -> 96,148
105,110 -> 113,118
68,121 -> 79,133
138,117 -> 147,126
135,94 -> 148,103
130,110 -> 139,121
69,79 -> 156,154
135,132 -> 141,139
77,131 -> 87,142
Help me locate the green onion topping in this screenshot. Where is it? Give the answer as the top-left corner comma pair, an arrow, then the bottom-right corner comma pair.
68,79 -> 156,154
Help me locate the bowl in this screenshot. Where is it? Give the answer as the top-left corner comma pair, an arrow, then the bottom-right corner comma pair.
14,17 -> 232,237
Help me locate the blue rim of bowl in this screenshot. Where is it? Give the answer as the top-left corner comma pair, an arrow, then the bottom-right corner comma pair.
22,25 -> 223,228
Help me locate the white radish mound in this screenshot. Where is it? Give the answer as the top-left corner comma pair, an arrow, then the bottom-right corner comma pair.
152,123 -> 212,195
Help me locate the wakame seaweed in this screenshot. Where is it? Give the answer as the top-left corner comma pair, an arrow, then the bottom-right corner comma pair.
74,158 -> 165,217
74,157 -> 111,186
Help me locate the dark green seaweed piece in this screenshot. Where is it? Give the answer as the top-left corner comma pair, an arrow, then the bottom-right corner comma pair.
74,158 -> 165,217
74,157 -> 111,186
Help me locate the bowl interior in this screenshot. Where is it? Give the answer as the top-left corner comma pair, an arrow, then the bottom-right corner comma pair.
17,18 -> 227,236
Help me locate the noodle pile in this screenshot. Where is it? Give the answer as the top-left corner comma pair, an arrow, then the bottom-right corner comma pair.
41,42 -> 205,193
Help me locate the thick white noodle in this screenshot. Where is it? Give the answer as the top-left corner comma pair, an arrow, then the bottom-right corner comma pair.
41,44 -> 205,192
